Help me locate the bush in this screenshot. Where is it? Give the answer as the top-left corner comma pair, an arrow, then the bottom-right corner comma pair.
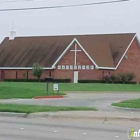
117,72 -> 136,83
53,79 -> 71,83
32,63 -> 43,81
127,72 -> 136,82
110,75 -> 117,82
78,79 -> 137,84
119,73 -> 127,83
102,74 -> 111,83
78,80 -> 106,83
4,79 -> 71,83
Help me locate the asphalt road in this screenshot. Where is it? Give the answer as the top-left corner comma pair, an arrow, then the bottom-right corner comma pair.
0,116 -> 139,140
0,93 -> 140,112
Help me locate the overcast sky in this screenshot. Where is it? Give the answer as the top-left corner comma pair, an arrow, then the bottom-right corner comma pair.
0,0 -> 139,43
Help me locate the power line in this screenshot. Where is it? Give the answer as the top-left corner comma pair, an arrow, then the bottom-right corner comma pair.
0,0 -> 131,12
0,0 -> 36,3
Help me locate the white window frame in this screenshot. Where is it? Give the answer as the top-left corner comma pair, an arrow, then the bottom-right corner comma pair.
66,65 -> 69,70
70,65 -> 73,70
82,65 -> 85,70
74,65 -> 77,70
58,65 -> 61,69
62,65 -> 65,69
78,65 -> 81,70
90,65 -> 94,70
86,65 -> 90,70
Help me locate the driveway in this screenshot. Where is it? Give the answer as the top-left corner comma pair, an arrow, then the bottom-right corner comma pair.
0,93 -> 140,112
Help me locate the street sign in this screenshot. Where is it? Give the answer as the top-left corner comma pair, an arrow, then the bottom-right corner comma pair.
53,84 -> 58,91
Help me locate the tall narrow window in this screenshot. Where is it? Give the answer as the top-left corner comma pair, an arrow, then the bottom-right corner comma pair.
1,71 -> 5,81
49,71 -> 51,77
16,71 -> 18,79
27,71 -> 28,79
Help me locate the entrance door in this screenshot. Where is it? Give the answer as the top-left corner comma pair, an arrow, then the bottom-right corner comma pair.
74,71 -> 78,83
1,71 -> 5,81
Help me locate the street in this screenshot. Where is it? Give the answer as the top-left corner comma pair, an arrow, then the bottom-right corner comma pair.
0,116 -> 139,140
0,93 -> 140,112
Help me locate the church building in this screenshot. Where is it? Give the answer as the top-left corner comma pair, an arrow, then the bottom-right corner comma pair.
0,33 -> 139,83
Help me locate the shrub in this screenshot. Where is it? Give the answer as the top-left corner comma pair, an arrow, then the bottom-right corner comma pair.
103,74 -> 111,83
110,75 -> 117,82
127,72 -> 136,82
4,79 -> 71,83
32,63 -> 43,81
22,73 -> 27,81
78,80 -> 104,83
117,72 -> 136,83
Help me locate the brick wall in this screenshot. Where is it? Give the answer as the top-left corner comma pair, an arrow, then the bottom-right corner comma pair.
0,69 -> 54,80
112,38 -> 140,82
1,38 -> 140,83
54,38 -> 140,82
54,43 -> 107,82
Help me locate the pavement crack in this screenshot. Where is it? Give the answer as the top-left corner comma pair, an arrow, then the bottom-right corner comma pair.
102,116 -> 108,124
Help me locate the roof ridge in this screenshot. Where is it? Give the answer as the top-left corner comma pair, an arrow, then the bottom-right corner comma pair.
4,32 -> 136,39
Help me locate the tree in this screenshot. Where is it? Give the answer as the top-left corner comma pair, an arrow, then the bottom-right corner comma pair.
22,72 -> 27,81
32,63 -> 43,81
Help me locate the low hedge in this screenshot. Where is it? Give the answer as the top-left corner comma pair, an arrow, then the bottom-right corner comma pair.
4,79 -> 71,83
78,80 -> 106,83
78,80 -> 137,84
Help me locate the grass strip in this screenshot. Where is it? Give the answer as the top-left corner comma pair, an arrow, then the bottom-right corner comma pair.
0,104 -> 97,113
112,98 -> 140,108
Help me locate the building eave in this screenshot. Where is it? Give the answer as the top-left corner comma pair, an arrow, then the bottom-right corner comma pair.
0,67 -> 54,70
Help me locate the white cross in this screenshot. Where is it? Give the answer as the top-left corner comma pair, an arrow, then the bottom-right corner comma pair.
70,43 -> 82,65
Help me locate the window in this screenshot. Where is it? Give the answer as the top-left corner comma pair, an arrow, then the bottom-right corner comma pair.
70,65 -> 73,70
78,65 -> 81,70
66,65 -> 69,70
58,65 -> 61,69
62,65 -> 65,69
16,71 -> 18,79
82,65 -> 85,70
90,65 -> 94,70
86,65 -> 90,70
27,71 -> 28,79
74,65 -> 77,70
49,71 -> 51,77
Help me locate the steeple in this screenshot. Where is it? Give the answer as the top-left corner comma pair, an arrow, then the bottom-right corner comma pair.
9,16 -> 16,40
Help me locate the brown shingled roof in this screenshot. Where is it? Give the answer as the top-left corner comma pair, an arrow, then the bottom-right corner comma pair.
0,33 -> 136,68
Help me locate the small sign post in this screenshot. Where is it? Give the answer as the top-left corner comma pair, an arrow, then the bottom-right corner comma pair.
45,77 -> 53,95
53,84 -> 59,94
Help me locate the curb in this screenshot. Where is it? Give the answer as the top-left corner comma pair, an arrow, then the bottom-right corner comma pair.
111,105 -> 140,111
0,112 -> 27,118
34,95 -> 64,99
26,113 -> 140,122
0,112 -> 140,122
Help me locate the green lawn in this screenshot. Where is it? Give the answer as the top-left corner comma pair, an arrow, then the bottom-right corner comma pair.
0,104 -> 96,113
112,98 -> 140,108
0,82 -> 140,99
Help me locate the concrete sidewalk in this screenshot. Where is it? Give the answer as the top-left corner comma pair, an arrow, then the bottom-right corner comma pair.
0,111 -> 139,121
